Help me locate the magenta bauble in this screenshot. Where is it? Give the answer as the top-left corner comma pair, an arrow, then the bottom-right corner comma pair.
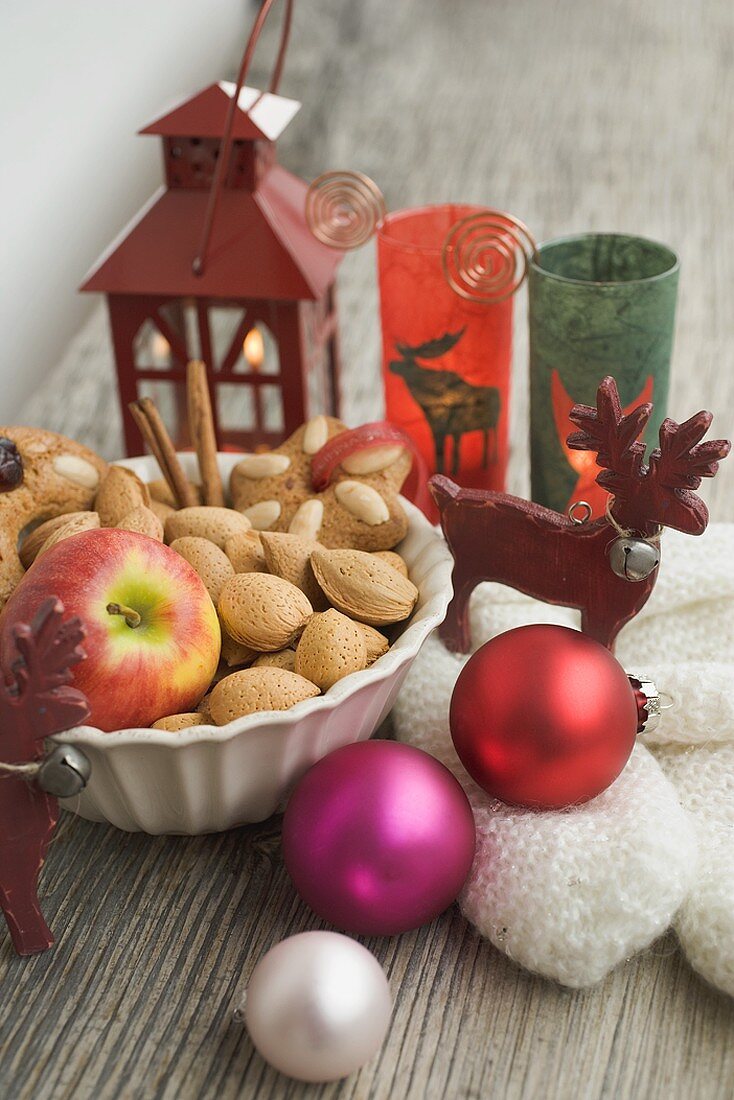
282,741 -> 476,935
450,623 -> 640,809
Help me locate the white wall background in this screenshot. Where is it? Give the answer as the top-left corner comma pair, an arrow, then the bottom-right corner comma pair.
0,0 -> 249,421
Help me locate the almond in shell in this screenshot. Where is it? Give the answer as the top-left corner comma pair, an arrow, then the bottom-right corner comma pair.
150,498 -> 175,525
218,573 -> 312,652
20,512 -> 95,569
310,548 -> 418,627
220,630 -> 258,668
152,712 -> 205,732
209,667 -> 320,723
260,532 -> 328,610
356,622 -> 390,664
165,506 -> 251,549
37,512 -> 101,558
295,609 -> 368,691
252,648 -> 296,672
224,530 -> 267,573
95,466 -> 150,526
170,536 -> 234,603
116,506 -> 164,541
372,550 -> 409,577
148,479 -> 203,507
198,692 -> 213,722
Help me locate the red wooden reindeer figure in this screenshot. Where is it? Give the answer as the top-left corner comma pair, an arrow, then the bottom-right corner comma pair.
432,376 -> 730,653
0,599 -> 90,955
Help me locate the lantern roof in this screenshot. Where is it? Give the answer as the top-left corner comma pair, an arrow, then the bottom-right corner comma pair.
139,82 -> 301,142
80,165 -> 341,301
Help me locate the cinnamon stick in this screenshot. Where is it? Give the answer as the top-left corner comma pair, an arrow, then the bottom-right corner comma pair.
187,360 -> 224,506
129,398 -> 198,508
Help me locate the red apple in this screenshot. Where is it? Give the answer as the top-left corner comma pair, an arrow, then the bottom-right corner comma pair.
0,528 -> 221,731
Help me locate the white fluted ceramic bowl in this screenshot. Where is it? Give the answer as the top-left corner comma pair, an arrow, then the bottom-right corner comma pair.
55,453 -> 452,835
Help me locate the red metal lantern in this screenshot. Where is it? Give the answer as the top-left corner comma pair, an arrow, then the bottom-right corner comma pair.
81,0 -> 343,455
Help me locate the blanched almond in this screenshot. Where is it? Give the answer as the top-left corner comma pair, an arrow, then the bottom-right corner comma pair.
310,548 -> 418,626
372,550 -> 409,577
95,466 -> 150,526
165,506 -> 251,548
356,622 -> 390,664
209,667 -> 320,723
288,498 -> 324,541
236,452 -> 291,478
302,415 -> 328,455
170,536 -> 234,603
218,573 -> 312,651
20,512 -> 94,569
116,506 -> 164,541
260,532 -> 328,610
243,500 -> 281,530
53,454 -> 101,491
252,648 -> 296,672
335,480 -> 390,526
152,713 -> 204,732
295,609 -> 368,691
342,444 -> 405,475
37,512 -> 101,557
224,530 -> 267,573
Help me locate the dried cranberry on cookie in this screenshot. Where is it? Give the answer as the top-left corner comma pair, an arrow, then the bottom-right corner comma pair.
229,416 -> 412,551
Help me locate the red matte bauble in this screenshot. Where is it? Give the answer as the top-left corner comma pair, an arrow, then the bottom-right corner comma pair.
449,624 -> 639,809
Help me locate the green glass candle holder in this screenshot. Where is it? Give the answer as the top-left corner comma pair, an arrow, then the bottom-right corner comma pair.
529,232 -> 679,514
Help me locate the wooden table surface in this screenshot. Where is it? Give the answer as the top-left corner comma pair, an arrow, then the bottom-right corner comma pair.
3,1 -> 734,1097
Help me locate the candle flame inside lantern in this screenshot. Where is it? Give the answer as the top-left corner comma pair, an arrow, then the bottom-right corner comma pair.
151,332 -> 170,362
244,327 -> 265,370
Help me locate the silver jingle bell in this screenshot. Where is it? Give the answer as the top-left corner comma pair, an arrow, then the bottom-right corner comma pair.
609,536 -> 660,582
37,744 -> 91,799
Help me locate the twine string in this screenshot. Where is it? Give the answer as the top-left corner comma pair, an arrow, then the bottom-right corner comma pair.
0,759 -> 41,779
605,496 -> 663,545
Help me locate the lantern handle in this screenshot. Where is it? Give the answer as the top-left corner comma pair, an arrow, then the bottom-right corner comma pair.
193,0 -> 294,277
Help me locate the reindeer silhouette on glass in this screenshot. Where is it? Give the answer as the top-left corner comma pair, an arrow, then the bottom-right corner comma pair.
389,329 -> 500,475
431,376 -> 730,653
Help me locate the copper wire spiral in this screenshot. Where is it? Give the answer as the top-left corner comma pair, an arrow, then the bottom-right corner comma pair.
442,210 -> 537,304
305,171 -> 387,250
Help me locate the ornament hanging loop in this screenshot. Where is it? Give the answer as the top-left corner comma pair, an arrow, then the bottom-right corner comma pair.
442,209 -> 536,304
629,674 -> 663,733
568,500 -> 592,526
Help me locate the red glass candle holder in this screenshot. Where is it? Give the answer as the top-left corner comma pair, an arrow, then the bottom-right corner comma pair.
377,205 -> 518,499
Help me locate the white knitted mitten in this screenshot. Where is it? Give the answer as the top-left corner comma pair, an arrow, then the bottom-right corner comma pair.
393,523 -> 734,993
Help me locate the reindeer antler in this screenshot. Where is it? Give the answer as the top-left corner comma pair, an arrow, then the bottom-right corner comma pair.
0,598 -> 89,955
646,413 -> 731,534
2,599 -> 89,745
395,328 -> 466,361
567,376 -> 731,536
